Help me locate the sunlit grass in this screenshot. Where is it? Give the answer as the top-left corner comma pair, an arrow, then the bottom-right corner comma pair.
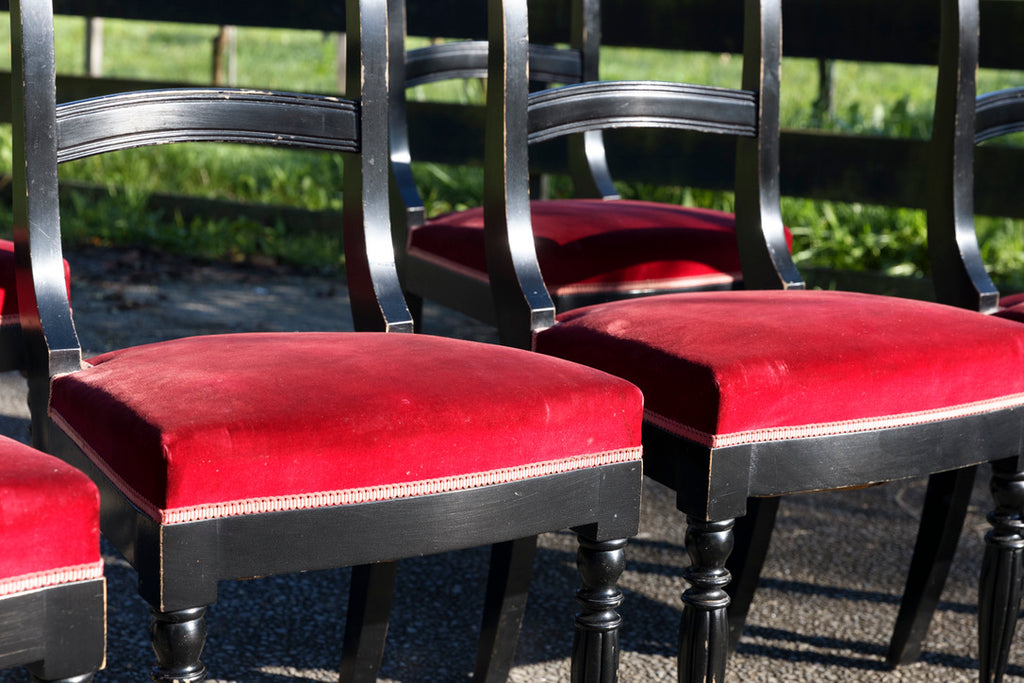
0,13 -> 1022,285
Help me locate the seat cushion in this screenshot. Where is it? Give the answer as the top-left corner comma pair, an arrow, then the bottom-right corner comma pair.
0,239 -> 72,327
534,290 -> 1024,448
50,332 -> 643,525
408,199 -> 788,296
0,435 -> 101,596
996,292 -> 1024,323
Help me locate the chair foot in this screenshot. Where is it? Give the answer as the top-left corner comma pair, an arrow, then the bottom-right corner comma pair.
725,497 -> 780,654
679,517 -> 734,683
30,675 -> 94,683
887,467 -> 975,668
474,536 -> 538,682
979,461 -> 1024,683
571,536 -> 627,683
150,606 -> 208,683
340,562 -> 398,683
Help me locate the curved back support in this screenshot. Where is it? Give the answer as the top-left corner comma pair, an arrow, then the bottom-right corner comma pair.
12,0 -> 407,383
484,0 -> 793,347
388,0 -> 616,245
975,87 -> 1024,144
927,0 -> 997,312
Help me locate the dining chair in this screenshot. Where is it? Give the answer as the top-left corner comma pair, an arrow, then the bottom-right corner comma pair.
0,434 -> 105,682
391,0 -> 791,331
9,0 -> 644,681
885,13 -> 1024,675
483,0 -> 1024,680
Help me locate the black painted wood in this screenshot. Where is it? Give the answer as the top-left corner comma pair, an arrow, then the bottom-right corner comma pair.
572,537 -> 627,683
724,496 -> 780,655
340,562 -> 398,682
0,579 -> 105,682
979,459 -> 1024,683
474,537 -> 539,682
887,467 -> 977,668
150,607 -> 207,683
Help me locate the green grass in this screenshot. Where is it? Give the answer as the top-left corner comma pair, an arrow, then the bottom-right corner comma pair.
2,14 -> 1024,286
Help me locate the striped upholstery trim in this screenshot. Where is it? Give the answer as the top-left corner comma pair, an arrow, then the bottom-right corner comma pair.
645,391 -> 1024,448
0,560 -> 104,597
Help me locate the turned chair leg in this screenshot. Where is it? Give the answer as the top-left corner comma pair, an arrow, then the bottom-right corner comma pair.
340,562 -> 399,683
725,497 -> 780,654
150,605 -> 208,683
571,536 -> 627,683
679,517 -> 734,683
887,467 -> 976,668
979,461 -> 1024,683
474,536 -> 538,682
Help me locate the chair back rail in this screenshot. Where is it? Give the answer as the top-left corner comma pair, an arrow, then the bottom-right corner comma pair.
12,0 -> 409,385
55,90 -> 361,162
975,87 -> 1024,143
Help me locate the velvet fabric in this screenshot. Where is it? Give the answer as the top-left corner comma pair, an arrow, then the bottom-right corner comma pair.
996,292 -> 1024,324
408,199 -> 791,295
535,290 -> 1024,447
50,332 -> 643,524
0,239 -> 72,326
0,435 -> 100,587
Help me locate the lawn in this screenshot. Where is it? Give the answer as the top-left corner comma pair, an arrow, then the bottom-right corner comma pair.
1,13 -> 1023,288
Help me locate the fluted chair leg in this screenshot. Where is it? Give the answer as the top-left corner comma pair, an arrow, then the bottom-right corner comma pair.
887,467 -> 976,668
979,461 -> 1024,683
571,537 -> 627,683
340,562 -> 399,683
725,497 -> 779,654
679,517 -> 734,683
150,605 -> 208,683
474,536 -> 538,682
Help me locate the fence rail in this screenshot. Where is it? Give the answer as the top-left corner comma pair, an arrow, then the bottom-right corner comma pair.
1,0 -> 1023,219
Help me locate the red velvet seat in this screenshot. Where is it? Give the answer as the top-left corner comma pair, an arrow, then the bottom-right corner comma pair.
538,290 -> 1024,447
408,199 -> 790,299
51,332 -> 641,526
0,434 -> 105,682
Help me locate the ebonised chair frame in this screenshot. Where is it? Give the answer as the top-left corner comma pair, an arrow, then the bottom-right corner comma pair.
10,0 -> 642,680
482,0 -> 1024,680
0,579 -> 105,682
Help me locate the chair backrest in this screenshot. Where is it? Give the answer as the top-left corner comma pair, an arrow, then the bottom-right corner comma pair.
483,0 -> 797,348
10,0 -> 406,382
926,0 -> 997,312
388,0 -> 617,239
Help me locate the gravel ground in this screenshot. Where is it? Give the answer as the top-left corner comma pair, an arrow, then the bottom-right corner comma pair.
0,247 -> 1022,682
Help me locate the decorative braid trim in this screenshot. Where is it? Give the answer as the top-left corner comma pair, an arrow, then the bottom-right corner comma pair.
408,246 -> 738,295
51,407 -> 641,525
645,391 -> 1024,448
0,560 -> 104,597
0,313 -> 18,327
552,272 -> 737,296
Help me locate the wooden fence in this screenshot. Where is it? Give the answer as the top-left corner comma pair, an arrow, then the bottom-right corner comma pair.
2,0 -> 1024,220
